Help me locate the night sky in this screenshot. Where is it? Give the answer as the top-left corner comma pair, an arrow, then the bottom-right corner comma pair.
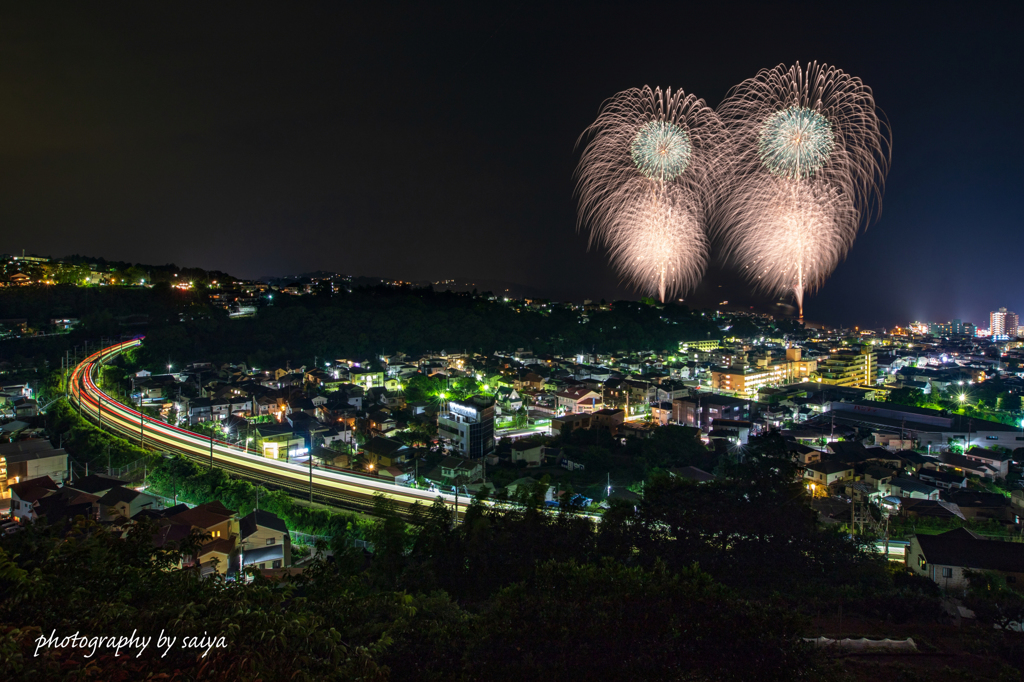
0,2 -> 1020,328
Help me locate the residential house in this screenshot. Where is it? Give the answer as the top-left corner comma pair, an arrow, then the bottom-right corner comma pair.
896,498 -> 966,523
787,442 -> 821,467
650,401 -> 673,426
556,387 -> 604,415
668,466 -> 716,483
239,509 -> 291,571
510,441 -> 543,467
12,397 -> 38,418
552,412 -> 592,436
9,476 -> 59,522
187,396 -> 252,425
504,476 -> 554,502
377,466 -> 414,485
97,486 -> 163,521
861,465 -> 897,490
672,394 -> 747,432
34,487 -> 101,523
655,381 -> 689,404
960,447 -> 1012,479
365,436 -> 409,468
709,419 -> 751,445
937,453 -> 1002,479
438,456 -> 483,484
908,528 -> 1024,590
592,408 -> 625,433
169,501 -> 240,577
368,409 -> 397,434
66,474 -> 129,497
350,368 -> 385,390
943,490 -> 1014,524
255,424 -> 307,461
0,439 -> 68,484
803,461 -> 855,487
917,469 -> 969,490
495,386 -> 523,416
885,476 -> 941,500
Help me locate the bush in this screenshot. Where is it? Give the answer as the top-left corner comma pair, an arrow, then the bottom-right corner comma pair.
147,455 -> 374,545
45,399 -> 156,472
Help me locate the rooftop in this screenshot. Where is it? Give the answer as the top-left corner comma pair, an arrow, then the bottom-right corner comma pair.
916,528 -> 1024,573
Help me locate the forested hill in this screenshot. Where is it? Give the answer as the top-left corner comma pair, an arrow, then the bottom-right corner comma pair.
0,284 -> 729,371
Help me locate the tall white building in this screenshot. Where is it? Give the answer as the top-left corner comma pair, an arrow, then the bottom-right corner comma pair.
438,395 -> 495,459
990,308 -> 1019,339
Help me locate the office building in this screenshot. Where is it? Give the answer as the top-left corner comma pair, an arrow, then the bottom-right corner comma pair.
438,394 -> 495,459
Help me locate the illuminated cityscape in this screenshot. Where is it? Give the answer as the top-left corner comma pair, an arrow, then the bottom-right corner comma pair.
1,3 -> 1023,681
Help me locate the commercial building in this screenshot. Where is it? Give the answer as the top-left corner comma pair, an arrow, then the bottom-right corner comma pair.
438,394 -> 495,459
827,400 -> 1024,453
990,307 -> 1019,339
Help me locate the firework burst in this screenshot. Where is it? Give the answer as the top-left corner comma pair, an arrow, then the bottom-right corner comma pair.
576,86 -> 727,301
715,62 -> 890,319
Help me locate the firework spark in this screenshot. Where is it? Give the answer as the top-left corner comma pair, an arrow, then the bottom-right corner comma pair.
715,62 -> 890,319
576,86 -> 727,301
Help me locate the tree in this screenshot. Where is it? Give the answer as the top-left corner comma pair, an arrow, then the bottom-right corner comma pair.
641,424 -> 712,470
513,406 -> 528,429
997,392 -> 1022,413
464,560 -> 818,681
0,516 -> 388,681
887,387 -> 925,407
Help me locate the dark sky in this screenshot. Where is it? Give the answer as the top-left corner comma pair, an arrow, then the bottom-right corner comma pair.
1,2 -> 1020,328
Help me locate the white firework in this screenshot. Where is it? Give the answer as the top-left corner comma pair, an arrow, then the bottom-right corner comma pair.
715,62 -> 890,318
576,86 -> 728,301
729,178 -> 856,315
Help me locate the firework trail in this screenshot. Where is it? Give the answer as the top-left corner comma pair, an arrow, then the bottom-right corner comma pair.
576,86 -> 727,302
715,62 -> 890,319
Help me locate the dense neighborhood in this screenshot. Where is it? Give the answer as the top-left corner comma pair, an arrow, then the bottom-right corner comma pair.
2,277 -> 1024,680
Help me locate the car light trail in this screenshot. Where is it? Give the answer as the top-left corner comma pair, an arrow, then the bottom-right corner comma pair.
69,338 -> 471,518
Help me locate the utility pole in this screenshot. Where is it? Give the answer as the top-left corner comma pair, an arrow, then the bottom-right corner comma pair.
139,387 -> 145,446
210,431 -> 215,469
309,448 -> 314,503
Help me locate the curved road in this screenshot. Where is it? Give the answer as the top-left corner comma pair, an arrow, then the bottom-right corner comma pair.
69,339 -> 471,517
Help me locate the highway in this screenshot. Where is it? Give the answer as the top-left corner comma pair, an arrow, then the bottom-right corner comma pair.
68,339 -> 472,518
